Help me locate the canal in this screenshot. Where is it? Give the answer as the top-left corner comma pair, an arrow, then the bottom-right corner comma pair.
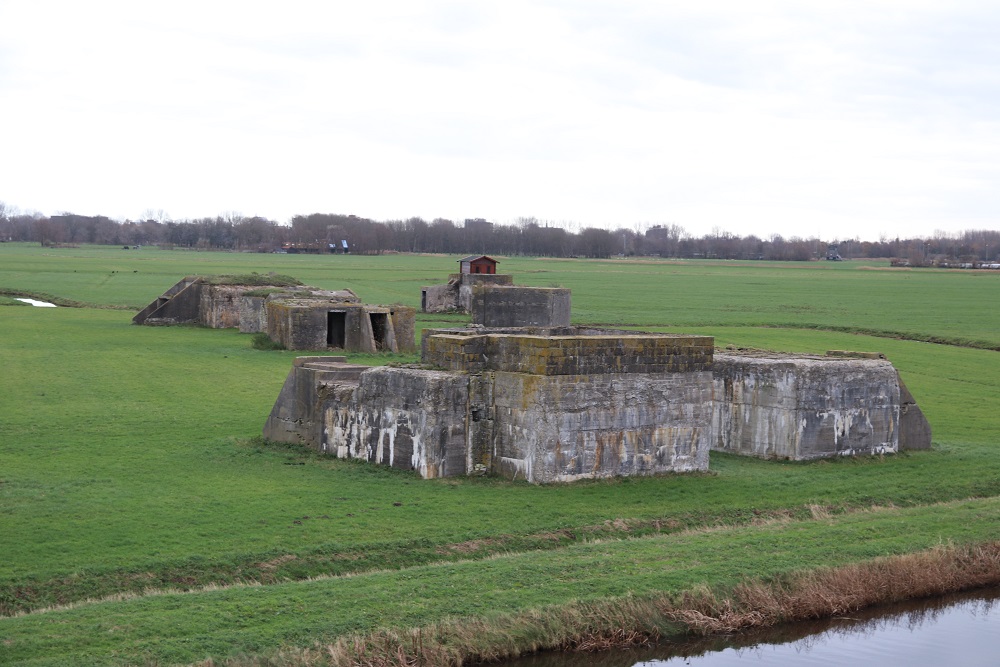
501,586 -> 1000,666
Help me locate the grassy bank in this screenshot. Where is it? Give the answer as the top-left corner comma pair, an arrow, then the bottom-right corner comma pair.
2,244 -> 1000,664
4,500 -> 1000,666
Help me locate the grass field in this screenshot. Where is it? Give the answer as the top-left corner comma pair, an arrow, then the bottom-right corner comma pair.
2,243 -> 1000,665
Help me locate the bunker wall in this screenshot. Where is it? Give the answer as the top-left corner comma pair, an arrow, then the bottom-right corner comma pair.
489,371 -> 713,482
262,357 -> 357,446
711,354 -> 901,459
421,282 -> 459,313
389,306 -> 417,353
239,296 -> 268,333
199,285 -> 245,329
265,302 -> 381,352
471,285 -> 572,327
457,273 -> 513,311
322,367 -> 469,478
133,277 -> 202,325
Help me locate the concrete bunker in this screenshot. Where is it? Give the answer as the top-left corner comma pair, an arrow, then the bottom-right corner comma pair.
264,277 -> 931,482
265,296 -> 415,353
264,330 -> 931,482
134,275 -> 415,353
471,284 -> 571,327
421,256 -> 514,313
421,256 -> 572,328
265,326 -> 715,483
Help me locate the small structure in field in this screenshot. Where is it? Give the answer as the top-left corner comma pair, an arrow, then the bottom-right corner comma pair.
421,256 -> 513,313
266,297 -> 415,353
460,255 -> 498,274
133,275 -> 415,353
421,255 -> 571,328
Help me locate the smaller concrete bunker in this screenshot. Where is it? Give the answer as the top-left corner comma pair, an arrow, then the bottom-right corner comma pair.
422,256 -> 572,328
421,255 -> 513,313
134,275 -> 415,353
266,297 -> 415,353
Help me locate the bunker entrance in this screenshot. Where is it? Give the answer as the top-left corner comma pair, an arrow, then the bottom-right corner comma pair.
327,311 -> 346,348
369,313 -> 389,350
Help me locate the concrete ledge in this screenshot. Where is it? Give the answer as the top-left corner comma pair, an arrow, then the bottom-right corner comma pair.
424,330 -> 714,376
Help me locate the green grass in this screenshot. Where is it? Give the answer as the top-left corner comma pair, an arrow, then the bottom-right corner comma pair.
2,244 -> 1000,664
4,498 -> 1000,666
2,243 -> 1000,346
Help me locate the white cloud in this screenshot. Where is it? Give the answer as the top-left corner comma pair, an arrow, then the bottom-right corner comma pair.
1,0 -> 999,240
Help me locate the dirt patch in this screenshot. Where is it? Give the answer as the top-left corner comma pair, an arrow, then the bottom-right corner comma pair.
437,538 -> 501,555
257,554 -> 299,571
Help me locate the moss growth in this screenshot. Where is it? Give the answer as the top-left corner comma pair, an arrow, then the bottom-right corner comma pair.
205,273 -> 304,287
242,287 -> 297,297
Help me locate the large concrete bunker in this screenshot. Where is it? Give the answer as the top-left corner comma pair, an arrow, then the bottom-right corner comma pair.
263,324 -> 931,482
265,327 -> 715,482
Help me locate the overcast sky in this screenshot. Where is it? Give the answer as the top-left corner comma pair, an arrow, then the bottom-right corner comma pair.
2,1 -> 998,240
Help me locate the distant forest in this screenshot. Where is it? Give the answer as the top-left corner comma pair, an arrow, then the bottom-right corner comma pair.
1,203 -> 998,265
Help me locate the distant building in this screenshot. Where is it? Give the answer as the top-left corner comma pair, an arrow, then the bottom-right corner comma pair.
463,218 -> 493,232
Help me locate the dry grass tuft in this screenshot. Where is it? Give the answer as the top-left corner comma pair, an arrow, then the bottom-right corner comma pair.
668,541 -> 1000,635
808,504 -> 832,520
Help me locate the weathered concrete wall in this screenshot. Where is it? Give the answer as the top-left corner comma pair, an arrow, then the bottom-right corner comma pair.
199,286 -> 246,329
265,360 -> 713,482
422,273 -> 516,312
424,332 -> 714,375
267,301 -> 376,351
457,274 -> 514,312
323,367 -> 469,478
711,353 -> 902,459
264,335 -> 931,483
421,279 -> 459,313
262,356 -> 361,445
897,373 -> 933,450
471,285 -> 572,327
132,277 -> 202,325
390,306 -> 417,353
239,296 -> 269,333
486,371 -> 712,482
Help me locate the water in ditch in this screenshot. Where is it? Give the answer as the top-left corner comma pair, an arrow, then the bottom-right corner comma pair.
501,586 -> 1000,666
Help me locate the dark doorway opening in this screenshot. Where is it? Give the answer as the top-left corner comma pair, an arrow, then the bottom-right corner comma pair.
327,311 -> 346,348
369,313 -> 389,350
421,289 -> 427,311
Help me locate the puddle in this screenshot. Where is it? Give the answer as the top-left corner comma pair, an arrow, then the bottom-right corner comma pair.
15,298 -> 57,307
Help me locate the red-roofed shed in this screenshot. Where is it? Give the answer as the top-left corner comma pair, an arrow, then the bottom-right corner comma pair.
459,255 -> 498,275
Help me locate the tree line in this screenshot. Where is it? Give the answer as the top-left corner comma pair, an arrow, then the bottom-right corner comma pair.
1,202 -> 997,263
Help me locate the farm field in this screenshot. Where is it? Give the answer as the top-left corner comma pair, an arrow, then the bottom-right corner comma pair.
2,243 -> 1000,665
